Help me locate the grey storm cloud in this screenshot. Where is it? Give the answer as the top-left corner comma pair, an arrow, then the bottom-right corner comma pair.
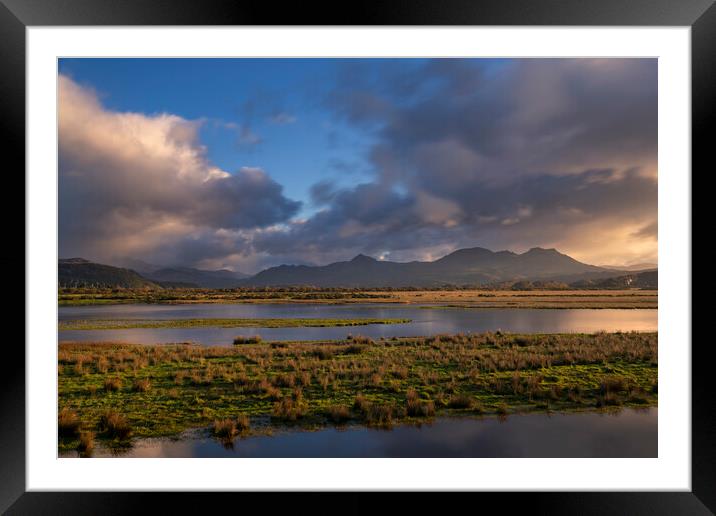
333,59 -> 657,180
254,168 -> 657,263
256,58 -> 658,266
58,75 -> 299,265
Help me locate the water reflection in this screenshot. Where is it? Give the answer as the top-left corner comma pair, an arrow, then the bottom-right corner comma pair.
63,408 -> 656,458
59,304 -> 657,346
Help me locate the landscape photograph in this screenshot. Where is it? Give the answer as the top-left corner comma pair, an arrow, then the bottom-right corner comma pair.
57,58 -> 657,458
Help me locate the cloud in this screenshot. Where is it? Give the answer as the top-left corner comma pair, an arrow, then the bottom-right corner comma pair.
253,167 -> 656,263
269,112 -> 297,125
59,74 -> 299,266
236,125 -> 262,147
59,59 -> 658,272
632,220 -> 658,240
309,180 -> 338,206
255,59 -> 658,266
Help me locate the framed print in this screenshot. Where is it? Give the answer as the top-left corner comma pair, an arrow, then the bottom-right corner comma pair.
5,0 -> 711,513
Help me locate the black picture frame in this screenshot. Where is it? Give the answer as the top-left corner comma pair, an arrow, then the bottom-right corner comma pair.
4,0 -> 710,513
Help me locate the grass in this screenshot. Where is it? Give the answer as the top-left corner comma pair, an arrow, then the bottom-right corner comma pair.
212,419 -> 238,439
77,432 -> 95,454
447,393 -> 476,409
272,394 -> 308,422
236,414 -> 251,432
132,378 -> 151,392
58,331 -> 657,451
365,403 -> 395,428
59,318 -> 412,331
103,377 -> 122,392
326,404 -> 351,423
58,408 -> 81,438
58,287 -> 657,309
233,336 -> 262,345
406,390 -> 435,418
59,287 -> 396,306
97,410 -> 132,440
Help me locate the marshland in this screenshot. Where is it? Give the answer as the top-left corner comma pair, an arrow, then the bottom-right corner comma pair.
57,286 -> 658,456
58,331 -> 657,456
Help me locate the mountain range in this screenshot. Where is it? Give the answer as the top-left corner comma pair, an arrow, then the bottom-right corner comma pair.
58,247 -> 657,289
244,247 -> 632,287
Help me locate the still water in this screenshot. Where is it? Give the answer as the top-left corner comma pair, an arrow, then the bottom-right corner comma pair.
64,408 -> 656,458
58,304 -> 657,346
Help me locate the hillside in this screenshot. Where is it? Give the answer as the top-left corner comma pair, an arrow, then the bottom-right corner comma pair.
571,270 -> 658,289
145,267 -> 248,288
597,263 -> 657,272
58,258 -> 159,288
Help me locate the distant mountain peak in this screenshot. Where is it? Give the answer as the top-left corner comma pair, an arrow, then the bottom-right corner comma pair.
436,247 -> 493,261
455,246 -> 493,254
59,257 -> 91,264
351,253 -> 377,263
524,247 -> 559,254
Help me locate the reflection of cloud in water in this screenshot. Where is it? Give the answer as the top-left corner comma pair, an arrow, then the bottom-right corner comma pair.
89,409 -> 656,458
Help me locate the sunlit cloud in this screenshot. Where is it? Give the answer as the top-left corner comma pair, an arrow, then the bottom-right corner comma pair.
59,74 -> 299,268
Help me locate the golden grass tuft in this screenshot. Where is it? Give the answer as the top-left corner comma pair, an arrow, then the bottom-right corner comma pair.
77,431 -> 95,454
406,390 -> 435,417
365,404 -> 395,427
326,404 -> 351,423
272,396 -> 307,421
236,414 -> 251,432
58,408 -> 81,438
132,378 -> 151,392
103,377 -> 122,392
233,335 -> 262,345
98,410 -> 132,440
212,419 -> 238,439
447,393 -> 475,409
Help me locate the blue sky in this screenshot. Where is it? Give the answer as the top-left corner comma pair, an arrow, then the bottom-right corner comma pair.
58,58 -> 657,272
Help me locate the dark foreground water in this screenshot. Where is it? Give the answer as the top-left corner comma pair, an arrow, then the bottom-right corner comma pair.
58,304 -> 657,345
62,408 -> 656,458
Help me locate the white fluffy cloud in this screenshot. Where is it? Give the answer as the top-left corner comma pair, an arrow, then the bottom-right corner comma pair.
59,74 -> 299,267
